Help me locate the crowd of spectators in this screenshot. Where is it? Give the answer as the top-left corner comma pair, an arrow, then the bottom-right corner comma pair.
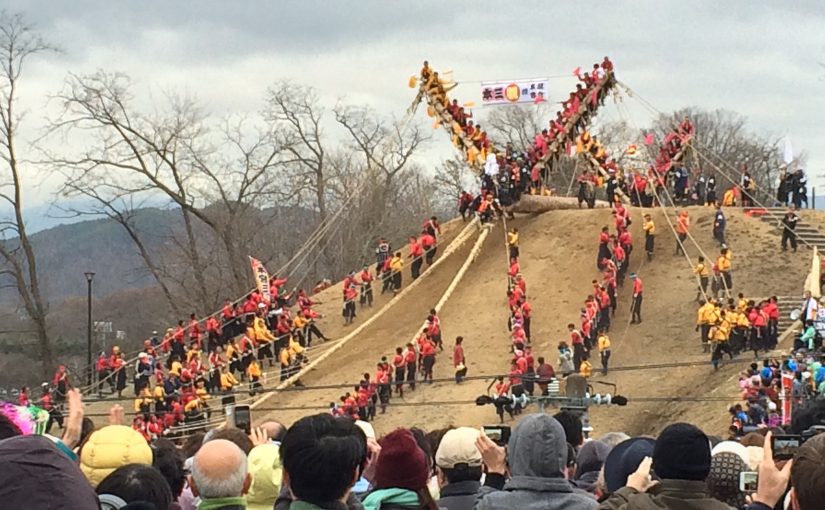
3,384 -> 825,510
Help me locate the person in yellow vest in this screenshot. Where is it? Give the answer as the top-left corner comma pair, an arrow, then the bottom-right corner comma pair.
722,186 -> 736,207
597,330 -> 611,375
696,300 -> 714,353
389,251 -> 404,295
579,356 -> 593,378
152,384 -> 166,415
253,309 -> 276,367
643,214 -> 655,261
731,304 -> 751,354
292,312 -> 308,347
736,293 -> 748,313
717,247 -> 733,294
675,210 -> 689,255
246,358 -> 262,396
710,312 -> 734,370
507,227 -> 520,260
134,386 -> 152,418
693,256 -> 710,301
219,364 -> 239,393
169,356 -> 183,377
186,343 -> 201,364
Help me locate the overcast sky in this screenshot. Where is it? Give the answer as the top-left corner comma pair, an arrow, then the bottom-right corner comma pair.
5,0 -> 825,221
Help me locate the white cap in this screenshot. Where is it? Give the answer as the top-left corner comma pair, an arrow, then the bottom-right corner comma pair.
435,427 -> 482,469
354,420 -> 375,440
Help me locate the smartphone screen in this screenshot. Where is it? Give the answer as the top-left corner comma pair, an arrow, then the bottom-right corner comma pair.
483,425 -> 511,445
739,471 -> 758,492
772,434 -> 801,460
483,426 -> 503,442
234,405 -> 251,434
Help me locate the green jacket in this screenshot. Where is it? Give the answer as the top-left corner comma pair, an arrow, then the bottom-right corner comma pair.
598,480 -> 736,510
198,496 -> 247,510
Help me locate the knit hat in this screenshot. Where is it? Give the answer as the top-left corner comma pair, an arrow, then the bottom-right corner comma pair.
653,423 -> 711,481
707,452 -> 747,508
574,439 -> 612,478
373,429 -> 429,491
603,437 -> 656,493
79,425 -> 153,487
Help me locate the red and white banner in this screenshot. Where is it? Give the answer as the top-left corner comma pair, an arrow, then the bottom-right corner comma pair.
249,256 -> 272,305
481,78 -> 549,106
781,372 -> 794,425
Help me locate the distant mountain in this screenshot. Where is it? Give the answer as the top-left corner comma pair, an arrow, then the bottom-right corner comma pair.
6,208 -> 177,302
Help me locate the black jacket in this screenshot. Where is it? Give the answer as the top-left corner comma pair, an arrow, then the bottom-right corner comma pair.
437,480 -> 481,510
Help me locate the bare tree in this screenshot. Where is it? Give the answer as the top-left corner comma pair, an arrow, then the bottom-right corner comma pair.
0,12 -> 56,377
654,108 -> 800,201
482,104 -> 548,151
48,71 -> 290,309
433,156 -> 470,214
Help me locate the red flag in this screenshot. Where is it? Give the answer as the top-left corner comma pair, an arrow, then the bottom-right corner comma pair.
573,67 -> 581,78
643,132 -> 655,146
533,95 -> 546,104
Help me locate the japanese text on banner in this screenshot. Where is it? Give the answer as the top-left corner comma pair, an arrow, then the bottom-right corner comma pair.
480,78 -> 549,106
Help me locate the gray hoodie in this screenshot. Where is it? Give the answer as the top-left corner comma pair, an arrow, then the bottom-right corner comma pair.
476,414 -> 597,510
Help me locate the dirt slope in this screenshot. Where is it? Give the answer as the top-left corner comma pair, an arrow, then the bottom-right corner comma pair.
257,206 -> 812,436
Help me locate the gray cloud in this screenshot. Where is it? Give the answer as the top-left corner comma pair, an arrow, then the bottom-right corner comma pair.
4,0 -> 825,210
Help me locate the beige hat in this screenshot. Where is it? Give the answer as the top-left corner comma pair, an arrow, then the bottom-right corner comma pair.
435,427 -> 482,469
355,420 -> 376,440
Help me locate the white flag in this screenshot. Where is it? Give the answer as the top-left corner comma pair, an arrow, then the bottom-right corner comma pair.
783,136 -> 794,165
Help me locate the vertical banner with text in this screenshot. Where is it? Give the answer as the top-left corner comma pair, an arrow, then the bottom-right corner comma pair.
249,256 -> 272,305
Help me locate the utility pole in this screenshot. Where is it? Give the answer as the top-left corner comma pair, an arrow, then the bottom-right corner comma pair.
84,272 -> 95,386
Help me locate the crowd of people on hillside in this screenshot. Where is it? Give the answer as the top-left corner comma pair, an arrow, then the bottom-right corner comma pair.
4,383 -> 825,510
19,214 -> 453,440
727,291 -> 825,438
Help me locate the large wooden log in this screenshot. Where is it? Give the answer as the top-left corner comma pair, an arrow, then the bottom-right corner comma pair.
512,195 -> 609,214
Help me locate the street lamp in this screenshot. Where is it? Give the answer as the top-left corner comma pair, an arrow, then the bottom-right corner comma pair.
84,272 -> 95,387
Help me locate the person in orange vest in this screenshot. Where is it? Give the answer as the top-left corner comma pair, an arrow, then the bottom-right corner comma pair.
427,309 -> 443,351
358,265 -> 374,307
630,273 -> 643,324
403,342 -> 417,391
477,193 -> 494,224
343,283 -> 358,326
421,230 -> 437,266
453,336 -> 467,383
488,376 -> 513,423
392,347 -> 406,396
675,210 -> 690,255
420,337 -> 437,384
408,236 -> 423,280
375,362 -> 391,413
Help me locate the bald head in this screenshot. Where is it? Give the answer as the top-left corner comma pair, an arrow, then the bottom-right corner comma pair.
261,421 -> 286,442
191,439 -> 250,499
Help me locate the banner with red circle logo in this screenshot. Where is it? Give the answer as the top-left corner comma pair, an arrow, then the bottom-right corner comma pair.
480,78 -> 549,106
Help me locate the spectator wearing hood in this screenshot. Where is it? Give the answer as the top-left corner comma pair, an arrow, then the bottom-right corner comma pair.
434,427 -> 483,510
246,443 -> 283,510
0,434 -> 99,509
573,440 -> 612,494
80,424 -> 154,487
475,413 -> 597,510
363,428 -> 437,510
597,423 -> 733,510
